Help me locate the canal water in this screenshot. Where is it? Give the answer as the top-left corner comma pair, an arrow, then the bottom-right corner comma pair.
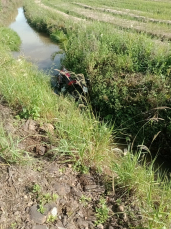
9,7 -> 63,74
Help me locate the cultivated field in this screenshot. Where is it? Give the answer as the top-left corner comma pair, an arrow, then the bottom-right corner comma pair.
42,0 -> 171,39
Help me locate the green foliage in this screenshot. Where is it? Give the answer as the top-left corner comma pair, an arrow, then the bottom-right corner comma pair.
79,195 -> 91,207
23,0 -> 171,148
0,27 -> 21,51
10,222 -> 17,229
25,0 -> 171,147
46,215 -> 57,223
73,161 -> 89,174
32,184 -> 41,194
19,106 -> 40,120
31,184 -> 58,215
0,124 -> 29,164
112,152 -> 171,228
95,197 -> 110,225
1,1 -> 171,228
50,30 -> 68,50
37,204 -> 46,214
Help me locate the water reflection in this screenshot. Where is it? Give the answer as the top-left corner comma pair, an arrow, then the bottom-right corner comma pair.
9,7 -> 63,74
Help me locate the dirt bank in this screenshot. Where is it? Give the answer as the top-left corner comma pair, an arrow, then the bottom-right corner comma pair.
0,99 -> 143,229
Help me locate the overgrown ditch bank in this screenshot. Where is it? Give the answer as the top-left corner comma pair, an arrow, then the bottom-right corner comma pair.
1,0 -> 171,228
23,0 -> 171,156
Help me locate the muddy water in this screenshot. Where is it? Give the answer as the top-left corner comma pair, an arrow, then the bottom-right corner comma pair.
9,7 -> 63,74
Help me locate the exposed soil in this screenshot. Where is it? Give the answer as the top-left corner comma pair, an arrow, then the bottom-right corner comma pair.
0,99 -> 143,229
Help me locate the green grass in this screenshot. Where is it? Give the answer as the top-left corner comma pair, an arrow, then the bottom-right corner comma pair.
0,123 -> 29,164
112,151 -> 171,228
1,0 -> 171,228
0,25 -> 112,169
42,0 -> 171,39
42,0 -> 171,21
0,27 -> 21,51
24,0 -> 171,149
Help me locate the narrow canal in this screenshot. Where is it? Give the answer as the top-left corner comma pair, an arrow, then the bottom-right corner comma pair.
9,7 -> 63,74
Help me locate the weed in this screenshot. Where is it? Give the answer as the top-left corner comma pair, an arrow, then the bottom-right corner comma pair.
24,0 -> 171,149
32,184 -> 41,194
73,161 -> 89,174
19,106 -> 40,120
95,197 -> 110,225
52,194 -> 58,202
0,27 -> 21,51
31,184 -> 58,215
58,168 -> 66,173
10,222 -> 17,229
46,215 -> 57,223
0,124 -> 29,164
42,193 -> 58,202
43,193 -> 51,202
79,195 -> 91,207
1,1 -> 171,228
37,203 -> 46,214
112,151 -> 171,228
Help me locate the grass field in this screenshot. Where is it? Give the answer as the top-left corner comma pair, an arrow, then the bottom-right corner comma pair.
24,0 -> 171,150
42,0 -> 171,39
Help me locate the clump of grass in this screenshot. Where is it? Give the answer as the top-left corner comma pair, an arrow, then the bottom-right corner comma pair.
0,27 -> 21,51
95,197 -> 110,225
0,124 -> 29,164
112,151 -> 171,228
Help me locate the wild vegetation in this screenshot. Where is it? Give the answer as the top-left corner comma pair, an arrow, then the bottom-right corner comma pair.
1,0 -> 171,228
24,0 -> 171,152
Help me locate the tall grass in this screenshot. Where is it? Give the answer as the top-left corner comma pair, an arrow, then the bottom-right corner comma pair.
112,152 -> 171,228
24,0 -> 171,149
1,1 -> 171,228
42,0 -> 171,40
0,31 -> 112,169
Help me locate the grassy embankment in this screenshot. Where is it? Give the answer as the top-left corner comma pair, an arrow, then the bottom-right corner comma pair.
26,0 -> 171,152
1,0 -> 171,227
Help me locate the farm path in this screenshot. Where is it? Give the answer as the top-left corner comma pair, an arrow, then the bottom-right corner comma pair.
34,0 -> 84,22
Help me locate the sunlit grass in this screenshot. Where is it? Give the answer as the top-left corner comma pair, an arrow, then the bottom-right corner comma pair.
42,0 -> 171,21
112,152 -> 171,228
1,0 -> 171,228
